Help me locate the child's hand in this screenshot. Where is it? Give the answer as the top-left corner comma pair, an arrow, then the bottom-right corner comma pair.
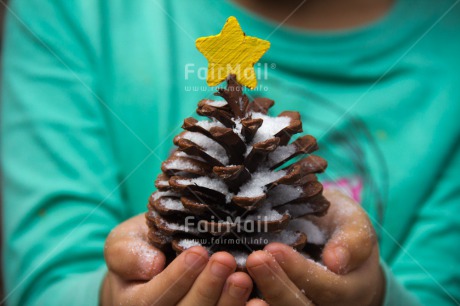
101,214 -> 253,306
246,189 -> 385,306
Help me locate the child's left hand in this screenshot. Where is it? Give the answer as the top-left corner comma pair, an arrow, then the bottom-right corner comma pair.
245,189 -> 385,306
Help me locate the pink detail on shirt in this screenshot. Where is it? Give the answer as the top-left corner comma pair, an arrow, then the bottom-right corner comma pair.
323,177 -> 363,203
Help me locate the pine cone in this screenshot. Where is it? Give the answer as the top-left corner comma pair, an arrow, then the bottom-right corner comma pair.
146,75 -> 330,269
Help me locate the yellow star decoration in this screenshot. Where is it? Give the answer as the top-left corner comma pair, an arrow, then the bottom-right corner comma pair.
196,16 -> 270,89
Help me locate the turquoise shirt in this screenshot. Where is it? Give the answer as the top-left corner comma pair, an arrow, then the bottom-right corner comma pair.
2,0 -> 460,305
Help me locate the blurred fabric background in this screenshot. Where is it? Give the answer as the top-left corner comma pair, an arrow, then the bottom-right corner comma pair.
1,1 -> 6,301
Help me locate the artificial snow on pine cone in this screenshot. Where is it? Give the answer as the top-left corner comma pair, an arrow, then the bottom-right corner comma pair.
145,75 -> 330,269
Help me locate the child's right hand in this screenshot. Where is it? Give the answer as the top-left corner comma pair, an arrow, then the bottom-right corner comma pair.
101,214 -> 253,306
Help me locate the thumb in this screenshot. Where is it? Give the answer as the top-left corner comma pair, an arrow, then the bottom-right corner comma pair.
322,211 -> 376,274
105,214 -> 166,281
323,193 -> 377,274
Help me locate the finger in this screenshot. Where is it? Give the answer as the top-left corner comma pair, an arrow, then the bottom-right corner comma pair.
105,214 -> 166,280
246,251 -> 314,306
129,246 -> 209,306
246,298 -> 269,306
217,272 -> 253,306
264,243 -> 346,304
320,189 -> 376,274
178,252 -> 236,306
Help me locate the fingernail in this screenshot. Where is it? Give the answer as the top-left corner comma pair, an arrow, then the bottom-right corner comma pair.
270,251 -> 285,263
185,251 -> 206,267
334,247 -> 350,271
248,262 -> 271,278
228,283 -> 248,298
211,260 -> 232,277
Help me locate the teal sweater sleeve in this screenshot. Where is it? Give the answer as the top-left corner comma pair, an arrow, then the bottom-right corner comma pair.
1,1 -> 123,305
382,142 -> 460,306
381,261 -> 421,305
